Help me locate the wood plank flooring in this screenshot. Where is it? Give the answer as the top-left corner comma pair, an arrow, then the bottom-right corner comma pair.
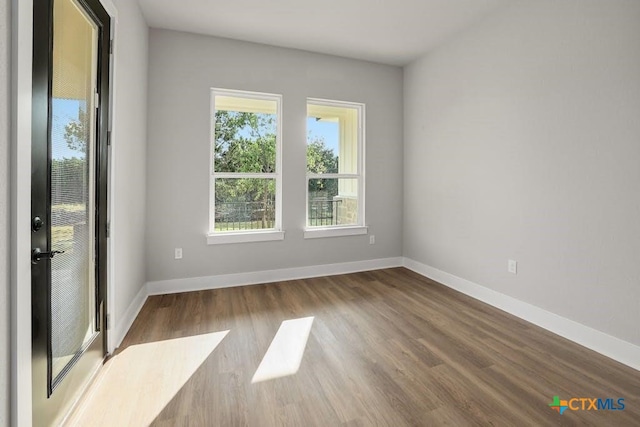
70,268 -> 640,426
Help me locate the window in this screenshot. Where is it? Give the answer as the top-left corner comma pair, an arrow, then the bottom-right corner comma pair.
208,89 -> 283,244
305,99 -> 366,238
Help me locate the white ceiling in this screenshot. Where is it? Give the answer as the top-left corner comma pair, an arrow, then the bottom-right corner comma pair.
137,0 -> 513,66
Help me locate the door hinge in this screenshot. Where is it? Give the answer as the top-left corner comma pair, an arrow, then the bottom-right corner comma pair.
106,314 -> 111,330
107,130 -> 112,146
109,39 -> 113,55
95,92 -> 99,109
106,222 -> 111,238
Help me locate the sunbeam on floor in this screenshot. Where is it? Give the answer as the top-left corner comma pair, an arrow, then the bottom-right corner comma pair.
252,317 -> 314,383
66,330 -> 229,427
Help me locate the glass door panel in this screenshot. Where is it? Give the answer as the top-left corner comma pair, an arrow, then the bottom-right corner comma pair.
49,0 -> 99,387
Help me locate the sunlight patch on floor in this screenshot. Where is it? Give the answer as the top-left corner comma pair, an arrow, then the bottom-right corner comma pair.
67,331 -> 229,427
252,317 -> 314,383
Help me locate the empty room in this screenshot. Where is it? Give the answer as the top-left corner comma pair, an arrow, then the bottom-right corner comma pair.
2,0 -> 640,425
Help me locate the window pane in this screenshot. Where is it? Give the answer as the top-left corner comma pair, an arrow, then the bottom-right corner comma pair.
308,178 -> 358,226
307,104 -> 358,174
306,117 -> 338,174
215,178 -> 276,231
214,96 -> 278,173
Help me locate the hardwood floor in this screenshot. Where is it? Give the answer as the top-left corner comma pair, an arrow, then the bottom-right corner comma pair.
69,268 -> 640,426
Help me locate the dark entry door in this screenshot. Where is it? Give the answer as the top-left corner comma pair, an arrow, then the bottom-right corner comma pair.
31,0 -> 110,424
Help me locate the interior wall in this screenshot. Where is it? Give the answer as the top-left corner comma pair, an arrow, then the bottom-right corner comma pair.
0,0 -> 10,423
146,30 -> 403,282
404,0 -> 640,346
110,0 -> 148,340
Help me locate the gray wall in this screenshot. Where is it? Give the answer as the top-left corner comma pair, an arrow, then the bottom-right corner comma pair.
110,0 -> 149,336
146,30 -> 403,282
404,0 -> 640,346
0,0 -> 10,423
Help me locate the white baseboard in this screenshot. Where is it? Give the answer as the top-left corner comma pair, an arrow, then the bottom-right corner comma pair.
402,257 -> 640,372
112,283 -> 148,351
146,257 -> 404,296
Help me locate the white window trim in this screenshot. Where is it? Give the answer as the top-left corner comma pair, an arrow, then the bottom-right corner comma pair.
305,98 -> 366,236
304,226 -> 368,239
207,230 -> 285,245
208,88 -> 283,244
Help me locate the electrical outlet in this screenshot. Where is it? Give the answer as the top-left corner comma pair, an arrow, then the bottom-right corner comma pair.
175,248 -> 183,260
369,235 -> 375,245
508,259 -> 517,274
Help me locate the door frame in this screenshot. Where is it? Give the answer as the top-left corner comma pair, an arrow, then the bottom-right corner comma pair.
10,0 -> 118,425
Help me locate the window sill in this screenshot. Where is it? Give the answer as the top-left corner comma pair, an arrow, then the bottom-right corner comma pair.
304,226 -> 368,239
207,230 -> 285,245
